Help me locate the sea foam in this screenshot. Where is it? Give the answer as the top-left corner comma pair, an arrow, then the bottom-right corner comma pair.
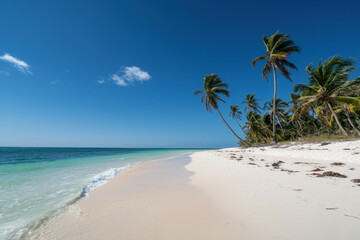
80,165 -> 131,197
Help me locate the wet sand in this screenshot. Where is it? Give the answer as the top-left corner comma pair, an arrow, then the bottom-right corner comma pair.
31,155 -> 242,240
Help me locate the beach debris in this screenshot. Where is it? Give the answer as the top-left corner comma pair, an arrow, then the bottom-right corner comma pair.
294,161 -> 315,165
313,171 -> 347,178
325,208 -> 338,210
343,148 -> 351,150
248,162 -> 257,166
265,164 -> 270,167
249,157 -> 254,161
260,159 -> 265,161
351,179 -> 360,183
311,168 -> 323,172
353,152 -> 360,155
293,189 -> 302,191
320,142 -> 331,146
236,155 -> 243,161
331,162 -> 345,166
344,214 -> 360,220
281,168 -> 299,173
272,161 -> 284,169
349,168 -> 356,171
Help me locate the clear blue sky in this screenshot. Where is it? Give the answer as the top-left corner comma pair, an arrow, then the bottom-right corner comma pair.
0,0 -> 359,148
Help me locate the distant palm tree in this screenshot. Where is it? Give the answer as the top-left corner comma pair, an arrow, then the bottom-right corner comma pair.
242,93 -> 261,114
230,105 -> 245,132
252,31 -> 300,143
293,56 -> 360,136
263,98 -> 290,132
243,112 -> 272,144
194,74 -> 249,146
289,93 -> 304,129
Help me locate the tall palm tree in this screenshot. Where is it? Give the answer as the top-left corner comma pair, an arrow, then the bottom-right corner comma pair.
230,105 -> 245,132
293,56 -> 360,136
194,74 -> 249,146
252,31 -> 300,143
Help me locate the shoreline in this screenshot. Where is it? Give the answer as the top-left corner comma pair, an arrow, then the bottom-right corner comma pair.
19,151 -> 197,239
30,153 -> 239,240
31,141 -> 360,239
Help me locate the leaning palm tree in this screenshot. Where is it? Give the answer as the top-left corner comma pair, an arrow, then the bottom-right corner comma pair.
293,56 -> 360,136
230,105 -> 245,133
252,31 -> 300,143
194,74 -> 249,146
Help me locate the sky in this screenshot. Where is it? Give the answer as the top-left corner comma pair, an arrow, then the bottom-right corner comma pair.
0,0 -> 360,148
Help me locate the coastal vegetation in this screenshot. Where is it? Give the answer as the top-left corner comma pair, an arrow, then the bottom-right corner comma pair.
194,74 -> 249,146
195,31 -> 360,146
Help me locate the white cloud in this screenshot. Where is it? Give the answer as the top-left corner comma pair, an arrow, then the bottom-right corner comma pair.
98,79 -> 105,84
111,74 -> 128,86
0,53 -> 31,74
110,66 -> 151,87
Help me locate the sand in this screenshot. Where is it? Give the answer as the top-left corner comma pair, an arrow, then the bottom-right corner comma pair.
31,156 -> 241,240
32,140 -> 360,239
187,140 -> 360,239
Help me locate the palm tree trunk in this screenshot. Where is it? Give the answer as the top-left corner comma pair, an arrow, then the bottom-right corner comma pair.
325,101 -> 348,136
216,108 -> 249,147
346,109 -> 360,136
235,118 -> 246,134
271,65 -> 278,143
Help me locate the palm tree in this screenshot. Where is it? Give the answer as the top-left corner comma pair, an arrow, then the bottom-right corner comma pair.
194,74 -> 249,146
263,98 -> 290,132
289,93 -> 304,130
242,93 -> 261,114
341,103 -> 360,136
293,56 -> 360,136
230,105 -> 245,133
243,112 -> 272,144
252,31 -> 300,143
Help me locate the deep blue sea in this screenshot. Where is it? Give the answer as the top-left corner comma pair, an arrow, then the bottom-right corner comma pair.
0,147 -> 199,239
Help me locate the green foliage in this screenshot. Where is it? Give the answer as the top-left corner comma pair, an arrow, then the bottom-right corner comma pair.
194,74 -> 229,113
195,33 -> 360,146
252,31 -> 300,81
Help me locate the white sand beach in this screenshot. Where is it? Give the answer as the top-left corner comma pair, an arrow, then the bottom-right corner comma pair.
32,140 -> 360,240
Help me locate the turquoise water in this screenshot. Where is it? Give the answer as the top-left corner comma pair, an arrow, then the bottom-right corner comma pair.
0,147 -> 199,239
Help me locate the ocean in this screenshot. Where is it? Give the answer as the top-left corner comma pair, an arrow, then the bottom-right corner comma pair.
0,147 -> 199,239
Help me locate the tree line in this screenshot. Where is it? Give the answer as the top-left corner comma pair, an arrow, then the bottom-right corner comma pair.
195,31 -> 360,146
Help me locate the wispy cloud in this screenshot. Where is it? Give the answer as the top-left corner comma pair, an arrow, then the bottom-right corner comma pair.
50,80 -> 61,85
110,66 -> 151,87
0,53 -> 31,74
97,77 -> 105,84
111,74 -> 128,86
